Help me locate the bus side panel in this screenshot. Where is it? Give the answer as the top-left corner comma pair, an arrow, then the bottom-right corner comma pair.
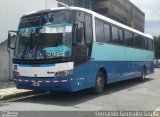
141,50 -> 155,74
72,62 -> 97,91
124,47 -> 154,79
91,42 -> 154,84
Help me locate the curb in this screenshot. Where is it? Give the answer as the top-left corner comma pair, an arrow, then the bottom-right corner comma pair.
0,88 -> 38,100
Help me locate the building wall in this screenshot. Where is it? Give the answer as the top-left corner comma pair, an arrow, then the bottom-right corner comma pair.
0,0 -> 58,81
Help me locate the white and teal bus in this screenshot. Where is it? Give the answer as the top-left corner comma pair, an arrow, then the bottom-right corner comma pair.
8,7 -> 154,94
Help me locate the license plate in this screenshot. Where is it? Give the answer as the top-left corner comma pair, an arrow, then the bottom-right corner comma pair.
32,82 -> 40,86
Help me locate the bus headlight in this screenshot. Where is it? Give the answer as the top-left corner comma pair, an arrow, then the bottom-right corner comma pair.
54,70 -> 73,78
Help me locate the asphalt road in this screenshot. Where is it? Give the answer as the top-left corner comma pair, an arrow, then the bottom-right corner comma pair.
0,69 -> 160,112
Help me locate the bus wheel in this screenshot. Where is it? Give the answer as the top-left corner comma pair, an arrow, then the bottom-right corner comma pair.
140,67 -> 146,81
92,71 -> 105,94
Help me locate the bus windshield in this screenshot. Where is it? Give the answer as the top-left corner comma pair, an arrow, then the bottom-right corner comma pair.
14,10 -> 74,61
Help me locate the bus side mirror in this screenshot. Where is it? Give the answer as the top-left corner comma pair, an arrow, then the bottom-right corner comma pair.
7,31 -> 17,49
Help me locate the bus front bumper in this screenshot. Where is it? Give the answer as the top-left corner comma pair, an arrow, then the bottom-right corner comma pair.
14,77 -> 74,92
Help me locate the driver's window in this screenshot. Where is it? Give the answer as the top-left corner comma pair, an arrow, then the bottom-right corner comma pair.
76,22 -> 85,45
75,11 -> 85,46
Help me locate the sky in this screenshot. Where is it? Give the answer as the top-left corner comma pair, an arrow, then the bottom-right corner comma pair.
130,0 -> 160,36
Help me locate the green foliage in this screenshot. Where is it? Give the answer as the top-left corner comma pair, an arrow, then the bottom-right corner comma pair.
154,36 -> 160,59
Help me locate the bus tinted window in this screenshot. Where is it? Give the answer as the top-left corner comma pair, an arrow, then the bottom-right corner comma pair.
119,29 -> 124,45
76,11 -> 84,22
112,26 -> 119,44
125,31 -> 130,46
148,39 -> 154,51
95,19 -> 105,42
141,37 -> 145,49
19,13 -> 41,28
125,31 -> 134,47
135,34 -> 141,48
144,38 -> 148,50
104,24 -> 111,42
129,33 -> 134,47
41,11 -> 74,26
85,15 -> 93,44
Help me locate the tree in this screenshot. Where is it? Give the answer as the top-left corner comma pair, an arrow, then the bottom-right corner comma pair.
154,35 -> 160,59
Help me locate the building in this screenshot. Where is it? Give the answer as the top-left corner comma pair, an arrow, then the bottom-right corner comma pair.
92,0 -> 145,32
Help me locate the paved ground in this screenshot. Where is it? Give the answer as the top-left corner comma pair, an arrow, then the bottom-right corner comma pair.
0,69 -> 160,112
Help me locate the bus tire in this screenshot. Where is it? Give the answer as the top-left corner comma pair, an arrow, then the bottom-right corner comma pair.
92,71 -> 105,94
140,67 -> 146,81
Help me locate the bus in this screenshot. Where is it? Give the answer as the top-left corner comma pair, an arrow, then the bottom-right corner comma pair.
7,7 -> 154,94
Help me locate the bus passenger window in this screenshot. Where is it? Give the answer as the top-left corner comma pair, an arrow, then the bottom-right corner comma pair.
135,34 -> 142,48
112,26 -> 119,44
141,37 -> 145,49
119,29 -> 124,45
129,33 -> 134,47
76,22 -> 85,45
104,24 -> 111,42
148,39 -> 154,51
124,31 -> 130,46
124,31 -> 133,47
85,15 -> 93,44
95,19 -> 105,42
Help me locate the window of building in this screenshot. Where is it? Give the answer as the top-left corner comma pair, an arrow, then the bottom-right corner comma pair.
112,26 -> 119,44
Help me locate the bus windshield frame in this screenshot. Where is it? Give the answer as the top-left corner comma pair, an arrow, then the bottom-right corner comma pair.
13,10 -> 75,64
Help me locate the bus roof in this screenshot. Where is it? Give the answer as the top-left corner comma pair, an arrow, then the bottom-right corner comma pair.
25,7 -> 153,39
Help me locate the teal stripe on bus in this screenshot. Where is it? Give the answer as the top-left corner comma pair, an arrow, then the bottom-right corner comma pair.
91,42 -> 154,61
